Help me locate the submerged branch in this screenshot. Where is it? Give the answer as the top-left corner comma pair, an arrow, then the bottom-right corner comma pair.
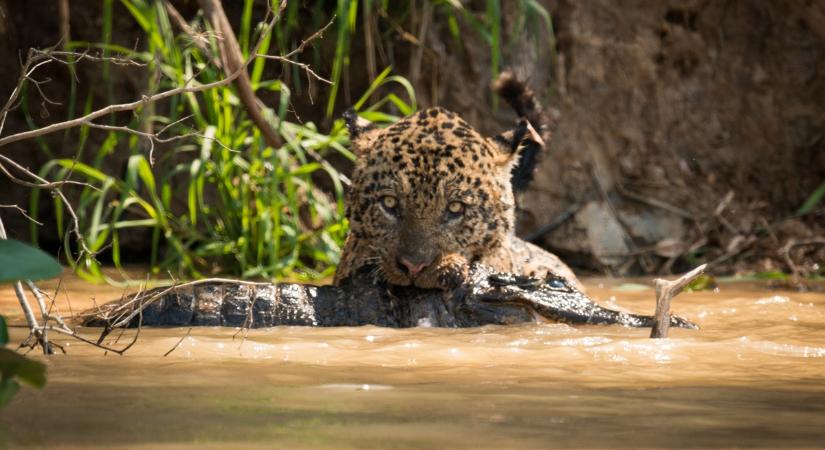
650,264 -> 707,338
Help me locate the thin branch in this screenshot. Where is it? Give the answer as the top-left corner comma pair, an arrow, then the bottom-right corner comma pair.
0,153 -> 98,256
0,155 -> 102,191
0,48 -> 147,136
81,120 -> 197,165
256,54 -> 332,84
282,17 -> 336,59
80,277 -> 273,328
34,49 -> 148,67
0,52 -> 52,136
0,204 -> 43,225
25,280 -> 70,330
26,75 -> 61,106
36,322 -> 140,355
0,9 -> 280,149
13,282 -> 52,354
780,237 -> 825,278
163,328 -> 192,357
156,113 -> 193,136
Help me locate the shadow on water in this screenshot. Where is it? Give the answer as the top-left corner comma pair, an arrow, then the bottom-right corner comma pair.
5,379 -> 825,449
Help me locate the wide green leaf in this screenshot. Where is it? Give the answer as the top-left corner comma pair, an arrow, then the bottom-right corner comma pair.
0,240 -> 62,283
0,316 -> 8,346
0,378 -> 20,409
0,348 -> 47,388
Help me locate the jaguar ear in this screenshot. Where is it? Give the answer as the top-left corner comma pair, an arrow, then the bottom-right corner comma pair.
492,119 -> 545,191
344,108 -> 382,157
493,118 -> 529,155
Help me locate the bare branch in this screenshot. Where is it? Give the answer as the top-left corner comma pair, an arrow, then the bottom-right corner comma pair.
282,17 -> 336,59
0,48 -> 148,136
163,328 -> 192,357
0,150 -> 103,257
0,9 -> 281,149
34,48 -> 148,67
81,120 -> 197,165
780,237 -> 825,278
25,280 -> 71,330
35,322 -> 141,355
78,277 -> 274,328
0,155 -> 101,191
0,204 -> 43,225
256,54 -> 332,85
650,264 -> 707,338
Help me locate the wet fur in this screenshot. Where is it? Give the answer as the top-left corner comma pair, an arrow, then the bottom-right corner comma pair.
336,72 -> 580,291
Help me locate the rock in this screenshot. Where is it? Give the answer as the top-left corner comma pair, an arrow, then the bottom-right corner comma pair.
575,201 -> 631,268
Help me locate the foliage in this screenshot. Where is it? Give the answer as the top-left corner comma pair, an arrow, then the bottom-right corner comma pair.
29,0 -> 414,283
320,0 -> 555,114
686,274 -> 716,291
0,343 -> 48,408
0,239 -> 56,408
0,240 -> 62,283
797,179 -> 825,215
24,0 -> 551,284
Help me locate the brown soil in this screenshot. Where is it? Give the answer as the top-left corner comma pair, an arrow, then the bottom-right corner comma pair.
521,0 -> 825,278
1,0 -> 823,277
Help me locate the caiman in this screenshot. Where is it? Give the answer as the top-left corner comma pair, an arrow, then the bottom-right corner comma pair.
81,264 -> 697,330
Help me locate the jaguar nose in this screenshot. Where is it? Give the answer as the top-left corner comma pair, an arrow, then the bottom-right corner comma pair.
396,256 -> 430,278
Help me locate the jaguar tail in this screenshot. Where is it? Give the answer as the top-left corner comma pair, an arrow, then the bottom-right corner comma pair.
492,71 -> 550,192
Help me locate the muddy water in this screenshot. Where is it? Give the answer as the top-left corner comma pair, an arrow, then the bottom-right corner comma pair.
2,273 -> 825,449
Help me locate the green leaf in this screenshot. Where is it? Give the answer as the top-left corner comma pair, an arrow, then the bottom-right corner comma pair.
0,316 -> 8,346
686,274 -> 717,291
0,240 -> 62,283
798,179 -> 825,215
0,378 -> 20,409
753,271 -> 789,281
0,348 -> 47,389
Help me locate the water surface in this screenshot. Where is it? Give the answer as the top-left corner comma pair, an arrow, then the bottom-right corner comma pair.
2,273 -> 824,449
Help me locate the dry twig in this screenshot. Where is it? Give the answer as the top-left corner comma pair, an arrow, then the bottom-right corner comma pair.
650,264 -> 706,338
0,204 -> 43,225
780,237 -> 825,278
0,8 -> 278,149
163,327 -> 192,357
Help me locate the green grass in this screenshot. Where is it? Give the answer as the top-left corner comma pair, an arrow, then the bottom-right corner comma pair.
27,0 -> 415,284
22,0 -> 552,284
798,179 -> 825,215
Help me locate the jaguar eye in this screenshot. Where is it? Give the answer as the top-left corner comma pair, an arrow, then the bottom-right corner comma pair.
380,195 -> 398,211
447,201 -> 465,215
